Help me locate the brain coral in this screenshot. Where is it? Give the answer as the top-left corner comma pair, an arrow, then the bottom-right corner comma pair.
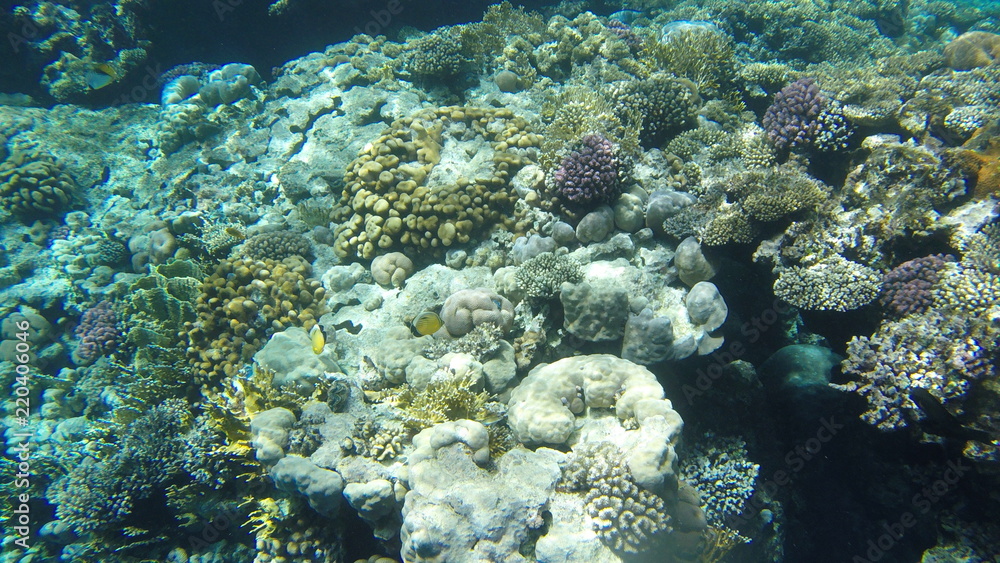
334,106 -> 540,261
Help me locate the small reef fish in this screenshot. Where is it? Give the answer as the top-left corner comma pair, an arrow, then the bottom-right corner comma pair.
86,63 -> 118,90
412,311 -> 443,336
224,226 -> 246,240
910,387 -> 994,444
608,9 -> 642,24
309,324 -> 325,354
660,20 -> 721,41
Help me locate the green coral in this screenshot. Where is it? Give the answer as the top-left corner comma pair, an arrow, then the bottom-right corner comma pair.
773,255 -> 882,311
725,164 -> 829,222
643,26 -> 735,96
609,74 -> 700,147
515,252 -> 583,298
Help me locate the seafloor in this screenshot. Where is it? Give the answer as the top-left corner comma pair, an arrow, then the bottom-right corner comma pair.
1,1 -> 1000,562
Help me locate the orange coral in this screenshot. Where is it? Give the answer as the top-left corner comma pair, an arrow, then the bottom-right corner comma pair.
944,31 -> 1000,70
951,125 -> 1000,200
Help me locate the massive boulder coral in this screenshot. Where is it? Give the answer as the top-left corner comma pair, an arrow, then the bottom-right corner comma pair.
400,420 -> 562,563
0,150 -> 77,218
506,355 -> 682,463
334,106 -> 540,260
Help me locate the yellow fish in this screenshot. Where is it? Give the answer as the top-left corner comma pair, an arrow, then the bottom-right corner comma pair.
309,324 -> 325,354
85,63 -> 118,90
412,311 -> 443,336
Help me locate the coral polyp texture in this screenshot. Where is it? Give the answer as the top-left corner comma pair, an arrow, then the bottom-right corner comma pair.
552,134 -> 623,210
879,254 -> 956,317
0,150 -> 77,217
334,106 -> 540,261
184,256 -> 326,382
73,300 -> 121,364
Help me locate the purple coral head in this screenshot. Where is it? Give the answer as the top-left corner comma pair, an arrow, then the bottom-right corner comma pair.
75,301 -> 121,363
762,78 -> 827,152
554,134 -> 622,209
880,254 -> 956,317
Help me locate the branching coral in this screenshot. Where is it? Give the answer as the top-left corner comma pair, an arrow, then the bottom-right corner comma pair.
559,442 -> 672,553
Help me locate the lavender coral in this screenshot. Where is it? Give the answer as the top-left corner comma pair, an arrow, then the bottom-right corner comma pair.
74,301 -> 121,363
880,254 -> 956,317
763,78 -> 822,150
553,134 -> 622,209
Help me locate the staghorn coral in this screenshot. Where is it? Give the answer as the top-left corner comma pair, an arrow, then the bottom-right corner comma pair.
721,164 -> 829,222
773,255 -> 882,312
334,106 -> 539,261
642,25 -> 735,96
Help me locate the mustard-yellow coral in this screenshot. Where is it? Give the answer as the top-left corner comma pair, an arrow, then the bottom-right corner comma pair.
334,106 -> 541,260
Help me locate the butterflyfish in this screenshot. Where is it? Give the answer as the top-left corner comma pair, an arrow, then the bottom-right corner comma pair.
86,63 -> 118,90
309,324 -> 325,354
412,311 -> 443,336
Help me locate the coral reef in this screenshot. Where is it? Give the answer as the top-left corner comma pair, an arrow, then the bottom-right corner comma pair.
879,254 -> 956,317
334,106 -> 539,260
184,257 -> 325,382
242,231 -> 314,262
773,256 -> 882,312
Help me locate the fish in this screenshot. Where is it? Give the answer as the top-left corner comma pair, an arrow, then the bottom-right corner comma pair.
224,226 -> 246,240
608,10 -> 642,25
910,387 -> 994,444
85,63 -> 118,90
412,311 -> 443,336
309,324 -> 325,354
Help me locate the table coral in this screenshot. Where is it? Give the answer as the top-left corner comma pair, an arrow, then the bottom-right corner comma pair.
334,106 -> 540,261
